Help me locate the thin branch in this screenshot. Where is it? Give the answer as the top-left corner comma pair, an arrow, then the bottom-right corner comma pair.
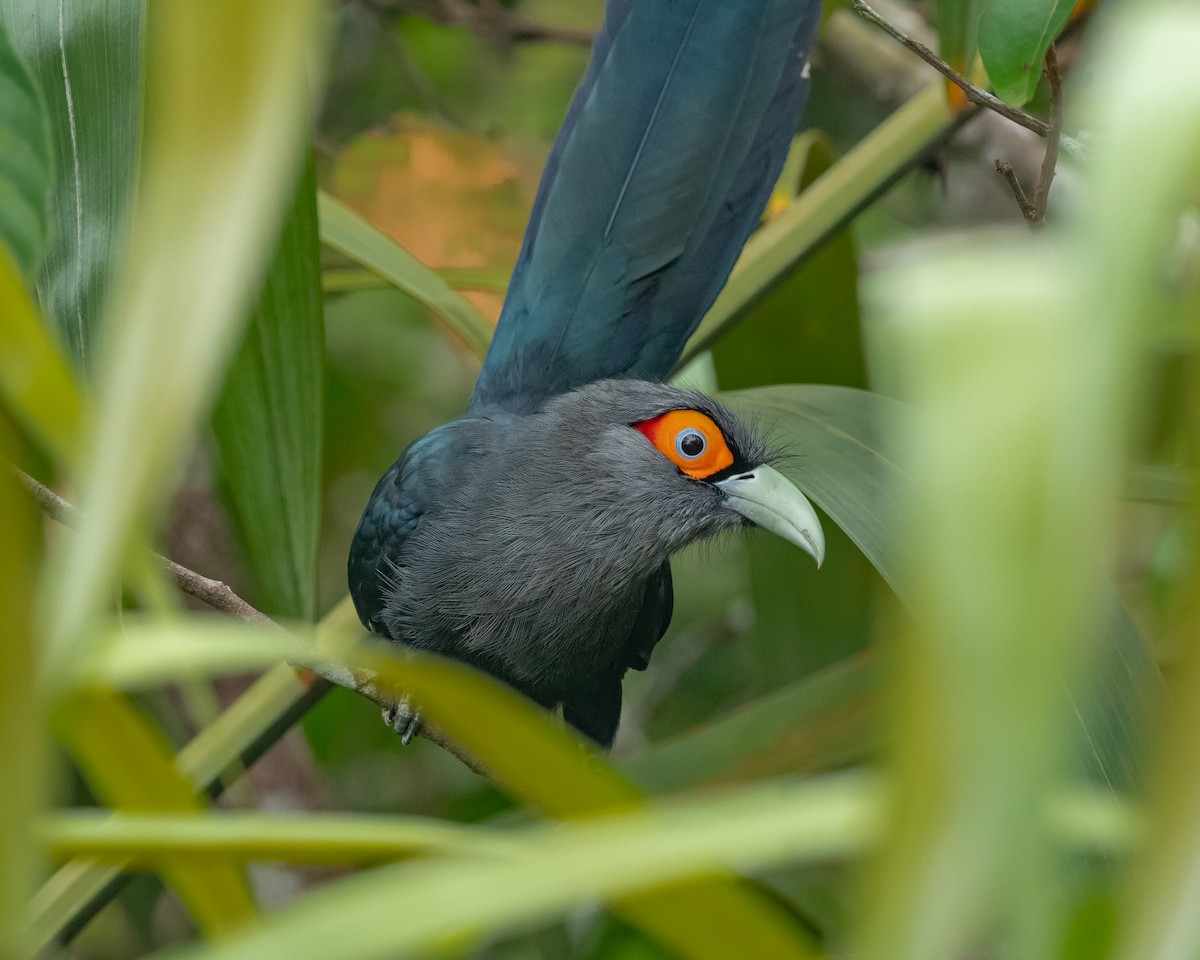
851,0 -> 1051,139
995,159 -> 1037,221
13,466 -> 486,772
1032,45 -> 1064,219
16,468 -> 276,626
994,44 -> 1066,226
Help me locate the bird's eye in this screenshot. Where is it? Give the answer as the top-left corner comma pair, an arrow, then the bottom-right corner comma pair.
632,409 -> 735,480
676,428 -> 706,459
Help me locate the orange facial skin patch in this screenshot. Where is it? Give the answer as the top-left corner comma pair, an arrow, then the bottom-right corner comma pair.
633,410 -> 734,480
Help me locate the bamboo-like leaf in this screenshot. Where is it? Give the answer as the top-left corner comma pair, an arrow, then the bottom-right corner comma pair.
29,660 -> 322,953
52,690 -> 257,934
151,775 -> 878,960
41,811 -> 518,865
0,420 -> 43,960
213,151 -> 324,621
714,134 -> 876,683
934,0 -> 987,108
43,0 -> 321,682
624,652 -> 881,792
75,614 -> 820,959
318,191 -> 492,359
721,385 -> 914,604
679,82 -> 954,367
0,248 -> 82,464
0,0 -> 145,365
1084,7 -> 1200,960
978,0 -> 1074,106
0,14 -> 51,281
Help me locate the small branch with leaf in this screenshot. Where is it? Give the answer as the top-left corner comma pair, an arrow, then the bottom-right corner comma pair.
852,0 -> 1073,224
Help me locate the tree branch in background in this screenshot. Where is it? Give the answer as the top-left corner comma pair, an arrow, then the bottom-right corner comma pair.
13,466 -> 485,772
995,46 -> 1065,225
851,0 -> 1051,138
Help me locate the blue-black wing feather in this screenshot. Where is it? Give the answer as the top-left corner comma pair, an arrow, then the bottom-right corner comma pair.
471,0 -> 823,413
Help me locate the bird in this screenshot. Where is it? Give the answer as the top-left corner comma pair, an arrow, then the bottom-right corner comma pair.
349,0 -> 826,750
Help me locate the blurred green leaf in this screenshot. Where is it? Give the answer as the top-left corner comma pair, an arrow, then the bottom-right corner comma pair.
52,689 -> 257,934
0,0 -> 145,365
715,133 -> 878,683
153,774 -> 878,960
721,385 -> 914,603
318,190 -> 492,359
325,630 -> 822,960
624,652 -> 881,792
978,0 -> 1073,106
41,810 -> 519,865
0,14 -> 51,281
43,0 -> 321,681
0,248 -> 82,465
0,419 -> 42,960
935,0 -> 987,104
213,151 -> 324,622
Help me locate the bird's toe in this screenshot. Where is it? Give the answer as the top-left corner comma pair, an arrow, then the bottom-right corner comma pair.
381,698 -> 422,745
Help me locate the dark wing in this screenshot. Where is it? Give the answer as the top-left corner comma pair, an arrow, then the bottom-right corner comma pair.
470,0 -> 823,413
347,422 -> 470,635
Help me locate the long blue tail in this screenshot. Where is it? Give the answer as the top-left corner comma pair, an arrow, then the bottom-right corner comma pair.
470,0 -> 823,413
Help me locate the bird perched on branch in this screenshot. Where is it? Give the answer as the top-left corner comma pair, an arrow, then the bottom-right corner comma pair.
349,0 -> 826,749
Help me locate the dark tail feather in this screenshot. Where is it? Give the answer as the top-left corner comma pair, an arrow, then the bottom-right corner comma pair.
471,0 -> 823,413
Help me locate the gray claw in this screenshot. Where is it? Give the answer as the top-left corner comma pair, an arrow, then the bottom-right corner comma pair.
381,698 -> 422,745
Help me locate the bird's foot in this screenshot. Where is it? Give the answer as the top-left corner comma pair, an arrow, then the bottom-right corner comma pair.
382,697 -> 422,746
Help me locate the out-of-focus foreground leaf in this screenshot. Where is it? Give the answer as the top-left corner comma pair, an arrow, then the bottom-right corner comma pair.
0,249 -> 81,465
0,419 -> 42,960
150,774 -> 877,960
0,0 -> 145,365
43,0 -> 321,677
213,151 -> 324,621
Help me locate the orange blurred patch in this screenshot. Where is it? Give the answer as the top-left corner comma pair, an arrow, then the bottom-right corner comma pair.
330,116 -> 543,326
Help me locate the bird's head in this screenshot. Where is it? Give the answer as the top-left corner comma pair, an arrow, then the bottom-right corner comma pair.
534,380 -> 825,567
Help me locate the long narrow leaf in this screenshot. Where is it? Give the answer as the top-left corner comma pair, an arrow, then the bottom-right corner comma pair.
213,151 -> 324,621
318,191 -> 492,359
0,0 -> 145,365
0,249 -> 81,464
151,774 -> 878,960
52,690 -> 257,934
43,0 -> 321,680
0,421 -> 43,960
0,13 -> 52,280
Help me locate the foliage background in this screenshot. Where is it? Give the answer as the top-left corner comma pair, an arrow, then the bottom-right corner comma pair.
0,0 -> 1196,958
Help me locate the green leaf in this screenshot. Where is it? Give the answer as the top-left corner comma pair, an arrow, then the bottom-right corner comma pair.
0,13 -> 51,280
935,0 -> 987,86
43,0 -> 322,682
151,775 -> 879,960
0,419 -> 42,959
213,151 -> 324,621
714,134 -> 879,683
51,689 -> 258,935
0,0 -> 146,365
0,247 -> 82,465
978,0 -> 1074,106
624,652 -> 882,792
318,190 -> 492,360
720,385 -> 914,604
41,811 -> 519,865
